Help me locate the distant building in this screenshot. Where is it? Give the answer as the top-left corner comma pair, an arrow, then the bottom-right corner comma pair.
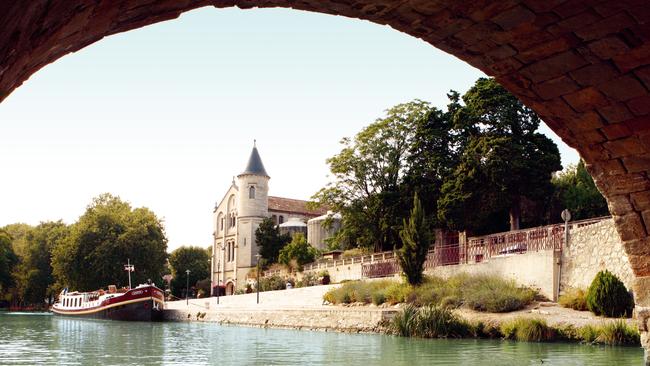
211,143 -> 325,294
307,211 -> 342,250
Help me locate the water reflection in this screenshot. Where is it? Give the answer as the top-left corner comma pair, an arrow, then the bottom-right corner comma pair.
0,313 -> 643,365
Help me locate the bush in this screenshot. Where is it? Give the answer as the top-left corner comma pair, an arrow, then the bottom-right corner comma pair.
259,275 -> 285,292
558,288 -> 588,311
586,270 -> 634,317
297,272 -> 319,288
413,305 -> 471,338
461,275 -> 536,313
391,304 -> 419,337
500,318 -> 555,342
595,320 -> 639,346
372,291 -> 387,305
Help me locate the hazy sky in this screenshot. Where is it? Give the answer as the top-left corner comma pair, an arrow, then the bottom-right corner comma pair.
0,7 -> 579,252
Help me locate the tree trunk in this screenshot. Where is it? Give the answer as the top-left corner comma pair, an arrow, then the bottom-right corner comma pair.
509,195 -> 521,231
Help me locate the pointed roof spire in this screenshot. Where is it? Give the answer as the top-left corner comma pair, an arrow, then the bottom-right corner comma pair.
239,141 -> 269,177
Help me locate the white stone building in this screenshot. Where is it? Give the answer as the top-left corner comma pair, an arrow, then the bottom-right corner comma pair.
211,144 -> 325,294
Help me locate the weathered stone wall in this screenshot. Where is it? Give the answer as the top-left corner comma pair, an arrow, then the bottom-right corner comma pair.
164,307 -> 395,333
561,218 -> 635,291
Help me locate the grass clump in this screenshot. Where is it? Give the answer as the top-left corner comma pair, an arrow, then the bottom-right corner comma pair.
594,320 -> 640,346
499,318 -> 555,342
461,275 -> 536,313
390,304 -> 471,338
558,288 -> 588,311
323,273 -> 536,313
586,270 -> 634,318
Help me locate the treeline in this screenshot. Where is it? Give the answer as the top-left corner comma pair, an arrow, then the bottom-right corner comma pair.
312,77 -> 608,252
0,193 -> 168,307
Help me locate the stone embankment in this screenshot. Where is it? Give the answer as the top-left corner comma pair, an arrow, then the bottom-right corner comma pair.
164,285 -> 396,333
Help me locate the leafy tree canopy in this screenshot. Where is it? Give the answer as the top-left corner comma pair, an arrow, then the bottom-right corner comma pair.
255,217 -> 290,264
550,160 -> 609,221
0,229 -> 18,294
278,233 -> 319,271
168,246 -> 210,298
51,193 -> 168,291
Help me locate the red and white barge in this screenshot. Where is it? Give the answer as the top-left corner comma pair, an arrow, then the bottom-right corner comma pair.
51,284 -> 165,321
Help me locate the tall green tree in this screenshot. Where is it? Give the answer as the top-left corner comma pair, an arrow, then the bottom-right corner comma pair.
52,193 -> 168,291
14,221 -> 68,305
312,100 -> 431,252
438,78 -> 562,233
550,160 -> 609,221
168,246 -> 210,298
255,217 -> 290,264
397,193 -> 431,285
0,229 -> 18,297
278,233 -> 319,271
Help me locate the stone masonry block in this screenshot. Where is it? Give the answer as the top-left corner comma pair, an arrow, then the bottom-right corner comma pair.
520,50 -> 587,83
600,122 -> 632,140
625,116 -> 650,136
613,44 -> 650,73
600,173 -> 650,196
588,36 -> 630,59
574,12 -> 635,41
623,154 -> 650,174
603,137 -> 646,158
516,37 -> 573,64
615,212 -> 648,242
627,96 -> 650,117
532,75 -> 580,99
569,62 -> 618,87
598,103 -> 634,124
633,276 -> 650,306
562,87 -> 609,112
607,194 -> 634,215
491,5 -> 536,31
629,254 -> 650,277
599,76 -> 648,102
632,190 -> 650,211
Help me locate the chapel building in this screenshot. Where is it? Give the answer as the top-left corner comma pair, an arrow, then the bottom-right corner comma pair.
211,144 -> 325,295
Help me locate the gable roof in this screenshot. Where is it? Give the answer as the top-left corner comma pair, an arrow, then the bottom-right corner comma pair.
268,196 -> 327,217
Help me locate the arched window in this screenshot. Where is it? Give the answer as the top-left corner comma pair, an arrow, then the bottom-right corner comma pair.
279,215 -> 284,224
249,186 -> 255,199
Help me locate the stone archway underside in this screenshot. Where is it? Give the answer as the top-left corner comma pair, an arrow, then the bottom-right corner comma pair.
2,0 -> 650,325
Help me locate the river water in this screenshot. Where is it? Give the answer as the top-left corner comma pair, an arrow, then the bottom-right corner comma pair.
0,312 -> 643,365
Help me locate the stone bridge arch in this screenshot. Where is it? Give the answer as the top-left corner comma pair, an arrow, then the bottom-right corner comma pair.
2,0 -> 650,349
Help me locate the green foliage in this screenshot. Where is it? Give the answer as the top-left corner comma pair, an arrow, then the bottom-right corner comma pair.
258,275 -> 286,292
51,193 -> 167,291
438,78 -> 561,233
499,318 -> 555,342
278,233 -> 319,271
550,161 -> 609,222
586,270 -> 634,318
558,288 -> 588,311
397,193 -> 431,286
390,304 -> 472,338
595,320 -> 640,346
168,246 -> 210,298
324,274 -> 536,313
297,272 -> 318,288
461,275 -> 536,313
311,100 -> 434,252
0,230 -> 18,294
255,217 -> 291,264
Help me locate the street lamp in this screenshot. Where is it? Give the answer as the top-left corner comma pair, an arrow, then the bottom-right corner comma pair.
255,253 -> 262,304
185,269 -> 191,306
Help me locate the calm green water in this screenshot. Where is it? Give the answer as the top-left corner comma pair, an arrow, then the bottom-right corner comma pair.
0,312 -> 644,365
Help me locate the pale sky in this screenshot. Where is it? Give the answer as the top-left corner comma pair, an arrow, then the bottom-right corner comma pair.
0,7 -> 579,252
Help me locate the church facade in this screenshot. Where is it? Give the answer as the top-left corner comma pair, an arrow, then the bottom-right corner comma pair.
211,144 -> 325,295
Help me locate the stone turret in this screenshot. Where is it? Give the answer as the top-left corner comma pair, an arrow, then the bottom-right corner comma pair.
237,142 -> 270,219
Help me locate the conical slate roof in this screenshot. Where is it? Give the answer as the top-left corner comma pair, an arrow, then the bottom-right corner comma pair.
239,144 -> 269,177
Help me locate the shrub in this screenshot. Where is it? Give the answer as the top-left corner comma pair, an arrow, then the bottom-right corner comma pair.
259,275 -> 285,292
297,272 -> 318,288
391,304 -> 419,337
586,270 -> 634,317
412,305 -> 471,338
372,291 -> 387,305
500,318 -> 554,342
397,194 -> 431,285
577,324 -> 599,343
595,320 -> 639,346
558,288 -> 588,311
462,275 -> 536,312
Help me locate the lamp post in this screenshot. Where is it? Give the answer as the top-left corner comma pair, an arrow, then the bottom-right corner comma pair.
185,269 -> 191,306
255,253 -> 261,304
216,260 -> 220,305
